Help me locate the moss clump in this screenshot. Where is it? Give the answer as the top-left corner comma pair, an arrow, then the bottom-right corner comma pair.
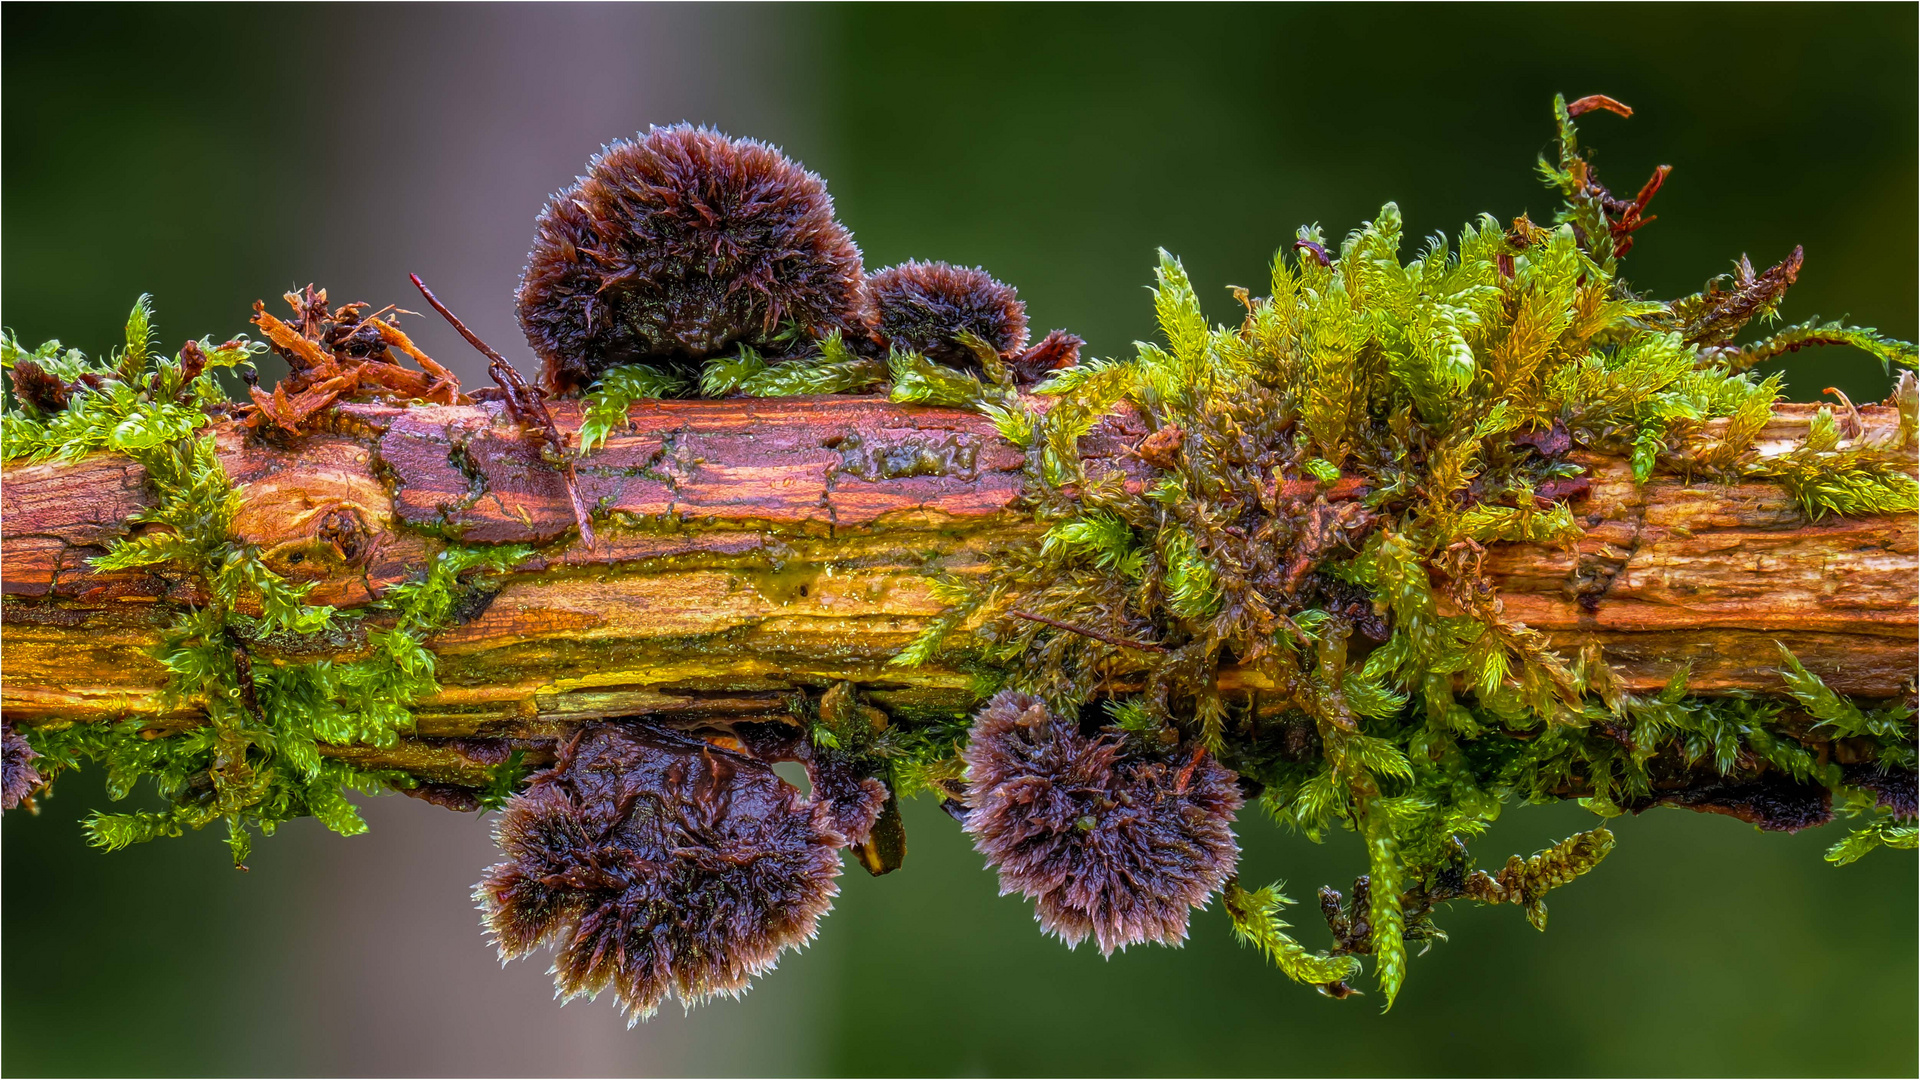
3,299 -> 531,864
893,95 -> 1917,1007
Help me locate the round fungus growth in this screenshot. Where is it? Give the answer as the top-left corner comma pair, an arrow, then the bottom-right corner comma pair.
517,124 -> 866,395
2,719 -> 40,812
866,261 -> 1029,370
961,691 -> 1243,955
476,724 -> 843,1023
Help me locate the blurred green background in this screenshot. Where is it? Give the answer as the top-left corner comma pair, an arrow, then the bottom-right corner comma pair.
3,3 -> 1914,1076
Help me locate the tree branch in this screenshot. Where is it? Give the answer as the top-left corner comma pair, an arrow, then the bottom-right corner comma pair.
2,396 -> 1912,786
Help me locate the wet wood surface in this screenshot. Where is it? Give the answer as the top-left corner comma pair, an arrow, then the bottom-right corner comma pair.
3,397 -> 1913,783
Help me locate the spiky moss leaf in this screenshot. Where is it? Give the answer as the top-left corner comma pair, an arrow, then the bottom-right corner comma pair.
888,349 -> 987,408
1106,697 -> 1175,751
1159,528 -> 1220,622
1776,643 -> 1915,772
1894,371 -> 1918,446
1777,643 -> 1868,730
1483,259 -> 1574,403
1361,802 -> 1407,1010
1223,879 -> 1361,988
1497,826 -> 1615,931
1455,502 -> 1582,545
887,575 -> 984,671
1696,372 -> 1782,469
579,363 -> 688,454
702,330 -> 888,399
1342,670 -> 1409,720
1750,406 -> 1920,519
2,328 -> 260,464
1153,250 -> 1210,371
1344,733 -> 1415,784
1774,458 -> 1919,520
1042,512 -> 1140,575
698,348 -> 767,397
979,399 -> 1041,448
118,293 -> 157,383
1708,317 -> 1920,374
888,611 -> 963,670
1303,457 -> 1341,483
1540,94 -> 1620,271
1827,821 -> 1918,865
740,357 -> 888,397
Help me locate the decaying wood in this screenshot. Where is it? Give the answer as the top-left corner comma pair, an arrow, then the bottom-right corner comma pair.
1,396 -> 1913,787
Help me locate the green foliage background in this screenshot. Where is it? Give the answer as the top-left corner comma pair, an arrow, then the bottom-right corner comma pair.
3,3 -> 1914,1075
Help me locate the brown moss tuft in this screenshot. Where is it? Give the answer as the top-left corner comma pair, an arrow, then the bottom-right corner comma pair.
517,125 -> 865,395
961,691 -> 1242,955
8,359 -> 71,415
475,724 -> 842,1023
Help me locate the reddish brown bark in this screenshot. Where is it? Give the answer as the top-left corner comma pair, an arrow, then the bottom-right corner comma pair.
2,397 -> 1912,783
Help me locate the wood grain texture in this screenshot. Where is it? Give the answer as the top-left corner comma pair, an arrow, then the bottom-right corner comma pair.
3,396 -> 1913,781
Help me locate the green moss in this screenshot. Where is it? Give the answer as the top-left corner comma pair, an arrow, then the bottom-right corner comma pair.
1222,878 -> 1362,992
891,95 -> 1918,1006
577,363 -> 689,454
5,299 -> 533,864
701,330 -> 889,398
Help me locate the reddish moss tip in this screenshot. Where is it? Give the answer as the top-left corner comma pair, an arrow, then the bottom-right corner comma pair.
867,261 -> 1029,370
517,125 -> 865,395
476,725 -> 843,1022
961,691 -> 1242,956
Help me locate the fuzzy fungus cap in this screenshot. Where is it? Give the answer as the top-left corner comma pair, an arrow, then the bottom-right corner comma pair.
961,691 -> 1243,955
866,261 -> 1029,370
476,724 -> 844,1023
517,124 -> 866,395
1,719 -> 40,812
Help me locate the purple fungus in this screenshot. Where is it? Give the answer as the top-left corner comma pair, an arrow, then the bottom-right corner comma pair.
866,261 -> 1029,371
961,691 -> 1243,956
517,125 -> 866,395
2,719 -> 40,812
804,752 -> 889,848
476,724 -> 842,1023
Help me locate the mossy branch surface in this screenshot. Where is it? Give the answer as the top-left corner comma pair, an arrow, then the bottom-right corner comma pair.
1,95 -> 1913,1007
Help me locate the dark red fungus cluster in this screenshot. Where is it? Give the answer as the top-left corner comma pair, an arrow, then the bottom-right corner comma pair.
2,718 -> 41,812
517,125 -> 866,395
477,725 -> 843,1023
728,718 -> 890,847
516,125 -> 1079,394
865,260 -> 1028,369
800,751 -> 889,847
961,691 -> 1243,955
